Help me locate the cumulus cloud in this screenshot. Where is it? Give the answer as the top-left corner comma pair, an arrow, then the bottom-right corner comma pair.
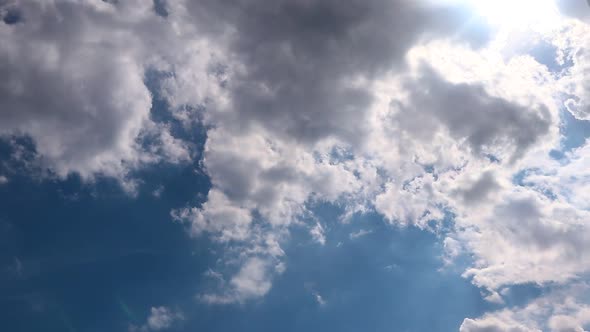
168,11 -> 571,304
561,23 -> 590,120
176,0 -> 490,145
462,284 -> 590,332
200,257 -> 277,304
395,66 -> 552,163
459,187 -> 590,290
129,306 -> 184,332
0,0 -> 197,184
461,317 -> 538,332
4,0 -> 590,325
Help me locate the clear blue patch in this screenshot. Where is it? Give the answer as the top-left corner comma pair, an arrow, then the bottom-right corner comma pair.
0,165 -> 212,332
529,41 -> 562,72
2,8 -> 22,25
499,283 -> 544,309
153,0 -> 169,17
560,110 -> 590,153
186,211 -> 493,332
512,168 -> 558,200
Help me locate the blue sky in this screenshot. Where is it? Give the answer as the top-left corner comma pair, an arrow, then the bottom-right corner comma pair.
0,165 -> 491,332
1,1 -> 590,331
0,86 -> 495,332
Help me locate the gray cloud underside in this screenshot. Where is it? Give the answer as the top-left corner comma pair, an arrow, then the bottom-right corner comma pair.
179,0 -> 490,145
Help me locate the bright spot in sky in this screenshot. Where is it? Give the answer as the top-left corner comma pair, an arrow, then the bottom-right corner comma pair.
467,0 -> 561,30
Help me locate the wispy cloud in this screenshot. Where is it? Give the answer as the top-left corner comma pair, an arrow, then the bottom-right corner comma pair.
349,229 -> 372,240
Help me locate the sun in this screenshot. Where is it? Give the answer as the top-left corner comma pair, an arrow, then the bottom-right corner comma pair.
467,0 -> 561,30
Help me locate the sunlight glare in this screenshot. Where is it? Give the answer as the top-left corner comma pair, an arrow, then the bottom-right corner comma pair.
467,0 -> 560,30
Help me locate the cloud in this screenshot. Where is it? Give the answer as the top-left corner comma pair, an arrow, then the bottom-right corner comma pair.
394,60 -> 554,164
4,0 -> 590,321
0,0 -> 197,184
561,22 -> 590,120
460,317 -> 538,332
310,223 -> 326,245
444,140 -> 590,292
147,307 -> 183,331
172,189 -> 253,242
0,175 -> 7,184
173,0 -> 490,145
462,284 -> 590,332
349,229 -> 372,240
313,292 -> 327,306
229,257 -> 273,299
556,0 -> 590,21
200,257 -> 277,304
129,306 -> 184,332
168,14 -> 567,303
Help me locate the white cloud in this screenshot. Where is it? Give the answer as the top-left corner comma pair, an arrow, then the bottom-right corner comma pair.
310,223 -> 326,245
147,307 -> 183,331
349,229 -> 372,240
558,21 -> 590,120
314,292 -> 327,306
462,284 -> 590,332
167,10 -> 579,305
461,316 -> 539,332
230,257 -> 273,299
152,185 -> 164,198
0,175 -> 7,184
130,306 -> 184,332
0,0 -> 200,185
172,189 -> 253,242
200,257 -> 276,304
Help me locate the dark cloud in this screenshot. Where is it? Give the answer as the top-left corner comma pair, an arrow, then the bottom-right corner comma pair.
181,0 -> 490,146
458,171 -> 500,205
394,66 -> 552,162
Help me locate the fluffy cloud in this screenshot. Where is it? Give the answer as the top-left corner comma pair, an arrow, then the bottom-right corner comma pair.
171,26 -> 568,305
129,306 -> 184,332
4,1 -> 590,326
457,185 -> 590,290
462,284 -> 590,332
0,0 -> 197,183
200,257 -> 278,304
395,66 -> 552,163
461,317 -> 538,332
174,0 -> 490,144
563,24 -> 590,120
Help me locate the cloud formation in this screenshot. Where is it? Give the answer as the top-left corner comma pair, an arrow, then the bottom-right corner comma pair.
0,0 -> 194,184
130,306 -> 184,332
3,1 -> 590,330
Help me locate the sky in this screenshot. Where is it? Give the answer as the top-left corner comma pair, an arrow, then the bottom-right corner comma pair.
1,0 -> 590,331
